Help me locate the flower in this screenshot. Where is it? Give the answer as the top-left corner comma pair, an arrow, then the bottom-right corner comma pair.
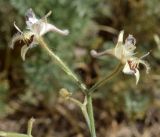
91,30 -> 150,84
10,8 -> 69,60
25,8 -> 69,36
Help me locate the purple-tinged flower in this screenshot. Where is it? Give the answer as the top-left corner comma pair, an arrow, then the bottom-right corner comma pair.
91,31 -> 150,84
10,8 -> 69,60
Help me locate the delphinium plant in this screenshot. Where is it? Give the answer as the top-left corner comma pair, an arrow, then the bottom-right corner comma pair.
0,9 -> 150,137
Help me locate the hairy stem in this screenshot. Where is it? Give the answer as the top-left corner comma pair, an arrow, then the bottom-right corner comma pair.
37,37 -> 87,93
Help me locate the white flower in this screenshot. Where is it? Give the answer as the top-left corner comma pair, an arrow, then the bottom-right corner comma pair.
10,8 -> 69,60
25,8 -> 69,36
91,30 -> 150,84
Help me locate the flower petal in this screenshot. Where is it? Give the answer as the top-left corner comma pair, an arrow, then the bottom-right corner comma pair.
123,62 -> 140,84
21,45 -> 30,61
118,30 -> 124,43
123,34 -> 136,58
122,62 -> 135,75
25,8 -> 38,27
115,30 -> 124,59
25,8 -> 36,20
125,34 -> 136,46
10,33 -> 24,49
135,69 -> 140,85
139,59 -> 150,74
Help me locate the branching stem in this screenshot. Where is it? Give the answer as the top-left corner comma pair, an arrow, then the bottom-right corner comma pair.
37,36 -> 123,137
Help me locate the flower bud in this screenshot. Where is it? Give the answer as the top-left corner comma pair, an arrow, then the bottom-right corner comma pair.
59,88 -> 71,99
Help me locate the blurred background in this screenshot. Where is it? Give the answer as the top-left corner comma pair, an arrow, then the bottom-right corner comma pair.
0,0 -> 160,137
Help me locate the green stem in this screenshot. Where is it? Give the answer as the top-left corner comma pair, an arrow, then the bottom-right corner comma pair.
69,97 -> 91,132
27,118 -> 35,136
87,95 -> 96,137
37,37 -> 87,93
69,97 -> 83,108
37,37 -> 123,137
38,37 -> 94,134
88,63 -> 123,94
0,118 -> 34,137
81,105 -> 91,132
0,131 -> 30,137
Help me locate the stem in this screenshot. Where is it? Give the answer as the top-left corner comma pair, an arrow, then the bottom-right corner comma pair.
69,97 -> 91,132
98,24 -> 118,34
0,131 -> 30,137
81,105 -> 91,132
0,118 -> 34,137
37,37 -> 87,93
27,118 -> 35,136
69,97 -> 83,108
87,95 -> 96,137
88,63 -> 123,94
37,37 -> 94,134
